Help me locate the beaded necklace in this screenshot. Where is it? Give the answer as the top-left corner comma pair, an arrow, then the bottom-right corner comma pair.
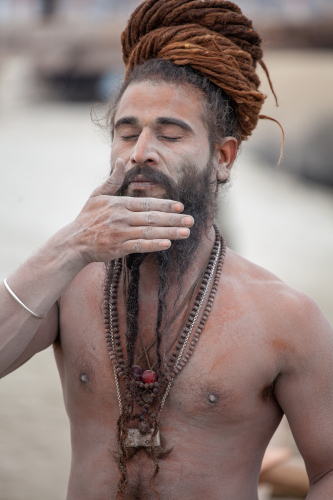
104,225 -> 226,449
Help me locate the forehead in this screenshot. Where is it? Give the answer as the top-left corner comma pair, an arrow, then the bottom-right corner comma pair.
114,81 -> 206,129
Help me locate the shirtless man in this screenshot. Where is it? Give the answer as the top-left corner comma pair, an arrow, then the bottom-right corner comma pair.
1,1 -> 333,499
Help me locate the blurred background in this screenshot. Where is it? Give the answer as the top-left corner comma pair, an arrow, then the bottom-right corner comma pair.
0,1 -> 333,499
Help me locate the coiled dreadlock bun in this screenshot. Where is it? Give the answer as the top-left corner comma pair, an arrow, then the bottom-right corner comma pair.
121,0 -> 275,141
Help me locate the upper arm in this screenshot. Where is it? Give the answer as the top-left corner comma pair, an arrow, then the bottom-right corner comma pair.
274,293 -> 333,484
0,302 -> 59,378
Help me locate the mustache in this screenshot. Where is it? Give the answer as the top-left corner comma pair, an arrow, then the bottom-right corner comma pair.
116,165 -> 178,197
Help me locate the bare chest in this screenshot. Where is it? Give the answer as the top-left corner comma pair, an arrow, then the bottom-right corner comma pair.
56,272 -> 282,429
57,269 -> 286,499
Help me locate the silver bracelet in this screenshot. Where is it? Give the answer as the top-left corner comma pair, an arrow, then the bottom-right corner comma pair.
3,278 -> 46,319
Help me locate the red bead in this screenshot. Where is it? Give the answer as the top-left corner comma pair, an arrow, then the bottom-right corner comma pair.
142,370 -> 158,384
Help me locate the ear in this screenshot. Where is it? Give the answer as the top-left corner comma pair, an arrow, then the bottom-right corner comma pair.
214,137 -> 238,182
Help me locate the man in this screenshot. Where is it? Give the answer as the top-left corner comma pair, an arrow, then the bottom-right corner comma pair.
1,1 -> 333,499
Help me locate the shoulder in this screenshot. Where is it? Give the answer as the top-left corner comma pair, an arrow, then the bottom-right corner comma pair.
223,247 -> 298,303
222,248 -> 333,349
224,247 -> 311,304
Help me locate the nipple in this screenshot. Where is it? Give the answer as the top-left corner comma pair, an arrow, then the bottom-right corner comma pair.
80,372 -> 89,385
206,392 -> 219,406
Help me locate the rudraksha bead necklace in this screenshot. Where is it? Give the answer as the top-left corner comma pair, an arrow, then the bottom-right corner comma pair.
104,225 -> 226,441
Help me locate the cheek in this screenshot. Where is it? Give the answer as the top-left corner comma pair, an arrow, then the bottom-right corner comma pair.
170,146 -> 211,178
182,135 -> 211,162
111,142 -> 129,165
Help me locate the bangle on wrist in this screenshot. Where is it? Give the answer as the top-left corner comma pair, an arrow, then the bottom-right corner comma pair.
3,278 -> 46,319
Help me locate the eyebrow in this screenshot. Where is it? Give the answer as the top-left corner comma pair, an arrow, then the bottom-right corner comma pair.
114,116 -> 139,129
156,117 -> 193,133
114,115 -> 194,133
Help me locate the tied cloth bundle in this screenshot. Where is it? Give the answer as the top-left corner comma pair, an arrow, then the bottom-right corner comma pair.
121,0 -> 284,157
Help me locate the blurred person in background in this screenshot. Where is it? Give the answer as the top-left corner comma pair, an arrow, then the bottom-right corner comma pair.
1,1 -> 333,499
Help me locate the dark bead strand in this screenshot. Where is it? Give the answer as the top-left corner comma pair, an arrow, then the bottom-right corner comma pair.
107,260 -> 126,375
177,230 -> 226,369
169,227 -> 224,371
166,227 -> 223,381
104,273 -> 115,368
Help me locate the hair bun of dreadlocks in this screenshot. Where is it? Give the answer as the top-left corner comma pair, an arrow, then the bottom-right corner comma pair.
121,0 -> 268,140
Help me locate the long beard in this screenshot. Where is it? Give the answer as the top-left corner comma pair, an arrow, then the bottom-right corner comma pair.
116,160 -> 218,369
110,160 -> 218,498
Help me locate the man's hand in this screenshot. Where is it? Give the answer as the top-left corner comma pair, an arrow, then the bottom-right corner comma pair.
71,159 -> 194,264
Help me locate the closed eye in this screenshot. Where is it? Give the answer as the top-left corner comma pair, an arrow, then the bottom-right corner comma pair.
121,135 -> 139,141
158,135 -> 182,142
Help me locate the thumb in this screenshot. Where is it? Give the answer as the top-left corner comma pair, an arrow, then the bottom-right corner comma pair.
90,158 -> 126,198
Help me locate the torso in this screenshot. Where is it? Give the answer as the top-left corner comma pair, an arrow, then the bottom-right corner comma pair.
55,248 -> 297,500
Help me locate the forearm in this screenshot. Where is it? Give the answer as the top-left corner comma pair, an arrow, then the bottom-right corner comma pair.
0,224 -> 86,372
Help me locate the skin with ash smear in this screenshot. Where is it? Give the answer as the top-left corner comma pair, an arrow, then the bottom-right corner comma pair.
0,80 -> 333,500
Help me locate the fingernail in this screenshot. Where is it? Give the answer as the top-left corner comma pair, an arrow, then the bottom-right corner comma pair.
173,202 -> 183,212
183,216 -> 193,226
178,228 -> 190,237
161,240 -> 171,248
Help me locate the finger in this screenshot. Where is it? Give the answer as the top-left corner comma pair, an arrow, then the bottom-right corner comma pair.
121,196 -> 184,214
122,239 -> 173,254
128,211 -> 194,228
90,158 -> 126,198
124,226 -> 190,241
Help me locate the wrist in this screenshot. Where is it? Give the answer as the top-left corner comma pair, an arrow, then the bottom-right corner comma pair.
4,225 -> 89,318
46,223 -> 89,277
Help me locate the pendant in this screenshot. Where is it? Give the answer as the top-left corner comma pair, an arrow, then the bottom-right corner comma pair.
125,428 -> 161,448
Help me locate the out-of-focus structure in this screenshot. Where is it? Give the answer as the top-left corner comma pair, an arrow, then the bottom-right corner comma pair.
1,0 -> 333,100
0,0 -> 140,100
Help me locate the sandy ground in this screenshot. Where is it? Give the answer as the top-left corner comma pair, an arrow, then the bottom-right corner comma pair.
0,50 -> 333,499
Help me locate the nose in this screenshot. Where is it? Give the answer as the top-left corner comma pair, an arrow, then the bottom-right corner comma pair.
130,129 -> 159,167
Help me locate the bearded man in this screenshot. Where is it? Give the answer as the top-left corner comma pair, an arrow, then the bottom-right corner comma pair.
1,1 -> 333,499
